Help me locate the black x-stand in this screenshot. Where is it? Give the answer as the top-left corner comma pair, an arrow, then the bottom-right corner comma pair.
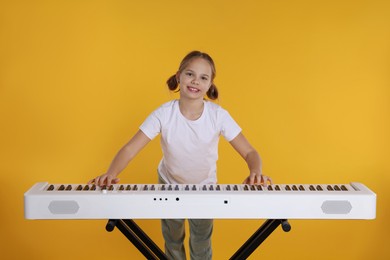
106,219 -> 291,260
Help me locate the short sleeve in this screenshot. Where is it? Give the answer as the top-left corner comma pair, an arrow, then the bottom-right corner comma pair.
139,109 -> 162,140
220,109 -> 242,142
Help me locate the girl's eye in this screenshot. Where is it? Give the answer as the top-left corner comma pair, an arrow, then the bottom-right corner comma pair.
186,72 -> 192,76
201,77 -> 209,81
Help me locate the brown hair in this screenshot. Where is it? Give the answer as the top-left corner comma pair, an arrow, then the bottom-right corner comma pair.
166,50 -> 219,100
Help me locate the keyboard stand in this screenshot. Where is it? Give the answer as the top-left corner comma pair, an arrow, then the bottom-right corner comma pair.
106,219 -> 291,260
230,219 -> 291,260
106,219 -> 168,260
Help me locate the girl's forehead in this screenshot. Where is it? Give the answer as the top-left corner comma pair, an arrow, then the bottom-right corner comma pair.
184,58 -> 212,74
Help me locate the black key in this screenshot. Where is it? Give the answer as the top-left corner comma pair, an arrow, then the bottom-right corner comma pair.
47,185 -> 54,191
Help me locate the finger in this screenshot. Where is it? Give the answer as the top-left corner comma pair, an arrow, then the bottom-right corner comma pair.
254,175 -> 264,186
106,175 -> 112,187
250,174 -> 260,185
94,176 -> 100,186
249,174 -> 255,185
266,176 -> 273,185
97,176 -> 105,187
261,175 -> 272,187
102,176 -> 109,187
256,174 -> 264,185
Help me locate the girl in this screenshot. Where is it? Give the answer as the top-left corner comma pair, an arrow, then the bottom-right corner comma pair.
89,50 -> 272,259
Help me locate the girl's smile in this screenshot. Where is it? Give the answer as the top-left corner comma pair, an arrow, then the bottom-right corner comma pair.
187,86 -> 200,93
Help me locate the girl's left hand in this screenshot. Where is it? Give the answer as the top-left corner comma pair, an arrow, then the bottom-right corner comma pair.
242,173 -> 273,186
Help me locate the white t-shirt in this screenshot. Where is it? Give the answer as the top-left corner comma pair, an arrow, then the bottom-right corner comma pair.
139,100 -> 241,184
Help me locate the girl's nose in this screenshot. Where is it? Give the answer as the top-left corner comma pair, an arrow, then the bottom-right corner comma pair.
191,78 -> 200,85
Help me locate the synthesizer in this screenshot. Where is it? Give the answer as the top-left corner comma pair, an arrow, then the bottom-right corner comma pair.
24,182 -> 376,220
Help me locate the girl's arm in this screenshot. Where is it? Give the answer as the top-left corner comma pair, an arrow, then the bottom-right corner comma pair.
229,133 -> 272,186
89,130 -> 151,186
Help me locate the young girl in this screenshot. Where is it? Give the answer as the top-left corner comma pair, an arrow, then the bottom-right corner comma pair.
89,50 -> 272,259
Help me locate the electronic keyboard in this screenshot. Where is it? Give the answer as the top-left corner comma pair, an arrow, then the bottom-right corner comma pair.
24,182 -> 376,220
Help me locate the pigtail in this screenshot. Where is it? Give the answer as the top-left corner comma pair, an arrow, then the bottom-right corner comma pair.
166,74 -> 179,91
207,84 -> 219,100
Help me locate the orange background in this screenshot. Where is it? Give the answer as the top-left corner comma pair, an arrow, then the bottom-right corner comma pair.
1,0 -> 389,259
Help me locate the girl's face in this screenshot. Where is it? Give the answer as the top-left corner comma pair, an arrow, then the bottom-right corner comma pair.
177,58 -> 212,101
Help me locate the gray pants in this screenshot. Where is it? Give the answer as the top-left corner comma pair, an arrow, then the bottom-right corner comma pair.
161,218 -> 213,260
159,175 -> 213,260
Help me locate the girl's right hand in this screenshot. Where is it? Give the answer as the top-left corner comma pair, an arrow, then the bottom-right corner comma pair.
88,173 -> 120,187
